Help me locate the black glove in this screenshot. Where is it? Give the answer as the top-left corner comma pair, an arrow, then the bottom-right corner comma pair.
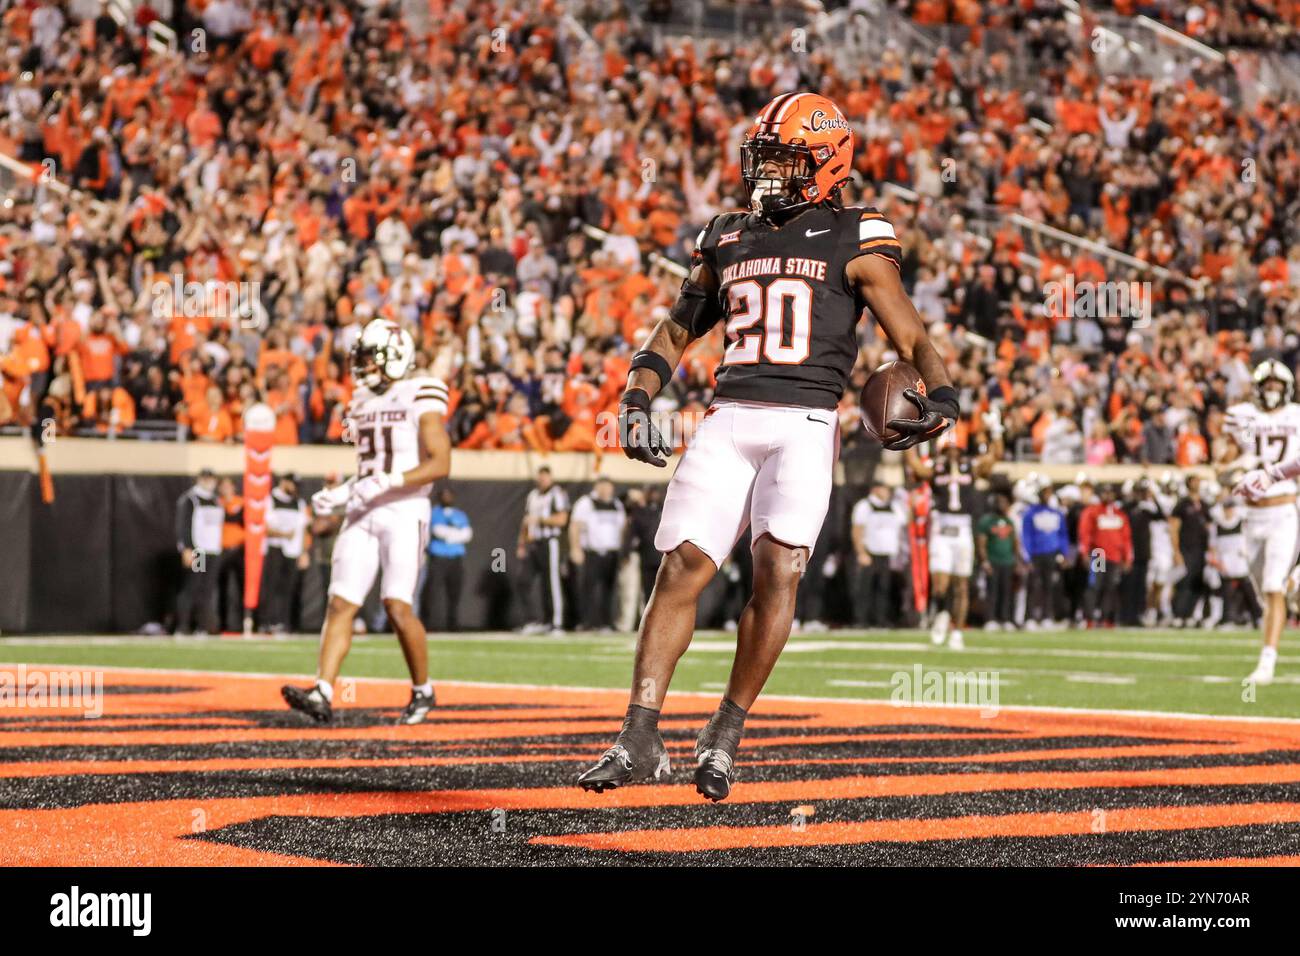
884,386 -> 960,451
618,389 -> 672,467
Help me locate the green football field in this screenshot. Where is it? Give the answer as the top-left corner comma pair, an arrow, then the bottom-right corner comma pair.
3,626 -> 1298,720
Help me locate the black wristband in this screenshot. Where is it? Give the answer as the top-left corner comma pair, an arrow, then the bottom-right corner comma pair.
629,350 -> 675,390
620,387 -> 651,412
929,385 -> 960,417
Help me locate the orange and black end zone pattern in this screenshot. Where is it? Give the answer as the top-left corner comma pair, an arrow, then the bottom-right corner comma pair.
2,668 -> 1300,867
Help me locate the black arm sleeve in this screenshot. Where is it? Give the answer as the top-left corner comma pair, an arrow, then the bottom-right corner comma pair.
668,277 -> 724,338
667,215 -> 726,337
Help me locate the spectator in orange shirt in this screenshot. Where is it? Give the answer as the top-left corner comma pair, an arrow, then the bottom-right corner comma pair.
187,385 -> 236,442
461,393 -> 545,450
78,312 -> 127,388
461,410 -> 511,450
186,90 -> 223,149
1175,422 -> 1209,467
309,358 -> 352,443
2,322 -> 50,420
257,328 -> 308,391
178,354 -> 212,410
265,368 -> 302,446
82,385 -> 136,435
169,311 -> 213,366
217,476 -> 246,633
554,380 -> 601,454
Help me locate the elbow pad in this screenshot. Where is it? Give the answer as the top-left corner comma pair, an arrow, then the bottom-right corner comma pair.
668,279 -> 723,338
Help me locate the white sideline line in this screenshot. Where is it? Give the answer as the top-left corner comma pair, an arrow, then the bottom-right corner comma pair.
828,678 -> 1016,689
1065,674 -> 1137,685
4,661 -> 1300,726
5,641 -> 1286,680
0,627 -> 1266,646
7,633 -> 1281,666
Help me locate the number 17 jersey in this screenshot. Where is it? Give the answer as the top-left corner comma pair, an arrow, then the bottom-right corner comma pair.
1226,400 -> 1300,497
347,375 -> 449,505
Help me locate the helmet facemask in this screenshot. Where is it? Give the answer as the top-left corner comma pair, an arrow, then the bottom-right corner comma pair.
741,138 -> 817,218
1254,360 -> 1295,411
352,342 -> 388,392
351,319 -> 415,392
1260,380 -> 1287,411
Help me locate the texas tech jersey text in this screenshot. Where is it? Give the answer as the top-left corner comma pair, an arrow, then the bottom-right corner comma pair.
347,375 -> 449,502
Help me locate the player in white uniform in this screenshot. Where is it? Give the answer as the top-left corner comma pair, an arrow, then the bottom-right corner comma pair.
1225,360 -> 1300,684
906,426 -> 1001,651
1206,488 -> 1250,629
281,319 -> 452,723
1143,474 -> 1178,626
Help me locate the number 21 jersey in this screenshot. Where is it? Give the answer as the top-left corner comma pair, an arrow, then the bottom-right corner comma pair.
347,375 -> 449,504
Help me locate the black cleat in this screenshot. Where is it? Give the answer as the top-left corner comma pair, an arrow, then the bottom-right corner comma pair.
282,684 -> 333,723
694,699 -> 746,801
694,747 -> 736,801
577,734 -> 671,793
397,687 -> 436,725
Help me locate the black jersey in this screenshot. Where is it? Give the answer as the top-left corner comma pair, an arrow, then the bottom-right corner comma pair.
1215,516 -> 1243,536
930,459 -> 979,515
683,203 -> 903,410
1127,502 -> 1153,565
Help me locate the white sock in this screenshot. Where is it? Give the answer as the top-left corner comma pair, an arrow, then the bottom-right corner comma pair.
414,681 -> 433,696
1260,646 -> 1278,665
315,679 -> 334,701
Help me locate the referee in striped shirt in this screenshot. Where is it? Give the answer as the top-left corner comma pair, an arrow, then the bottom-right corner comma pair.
517,466 -> 570,634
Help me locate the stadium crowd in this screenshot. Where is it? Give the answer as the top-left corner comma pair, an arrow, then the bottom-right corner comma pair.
904,0 -> 1300,52
1088,2 -> 1300,51
0,0 -> 1298,471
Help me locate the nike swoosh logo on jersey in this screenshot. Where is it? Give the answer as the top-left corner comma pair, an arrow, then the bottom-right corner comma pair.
805,228 -> 831,237
807,415 -> 830,424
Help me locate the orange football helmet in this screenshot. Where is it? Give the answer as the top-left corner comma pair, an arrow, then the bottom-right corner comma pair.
741,92 -> 854,217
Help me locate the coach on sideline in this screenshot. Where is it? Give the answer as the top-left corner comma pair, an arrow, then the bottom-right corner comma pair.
175,468 -> 225,635
422,487 -> 473,632
262,473 -> 310,634
517,466 -> 571,634
1021,484 -> 1070,630
570,477 -> 627,632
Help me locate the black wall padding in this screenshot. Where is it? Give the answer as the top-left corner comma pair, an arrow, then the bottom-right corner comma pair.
3,472 -> 856,634
28,474 -> 114,632
0,471 -> 33,632
4,474 -> 557,633
111,475 -> 193,632
439,480 -> 535,631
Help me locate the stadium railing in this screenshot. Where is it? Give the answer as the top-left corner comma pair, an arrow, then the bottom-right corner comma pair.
964,210 -> 1208,295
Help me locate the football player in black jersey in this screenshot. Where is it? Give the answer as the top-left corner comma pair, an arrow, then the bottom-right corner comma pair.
577,92 -> 959,801
905,430 -> 1001,650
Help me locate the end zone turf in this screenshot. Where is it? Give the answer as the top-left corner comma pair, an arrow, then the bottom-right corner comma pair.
2,668 -> 1300,866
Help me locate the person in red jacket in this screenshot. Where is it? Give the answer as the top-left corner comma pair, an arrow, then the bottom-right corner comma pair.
1078,484 -> 1133,628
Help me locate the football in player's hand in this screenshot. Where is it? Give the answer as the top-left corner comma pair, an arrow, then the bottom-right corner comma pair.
860,360 -> 926,443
